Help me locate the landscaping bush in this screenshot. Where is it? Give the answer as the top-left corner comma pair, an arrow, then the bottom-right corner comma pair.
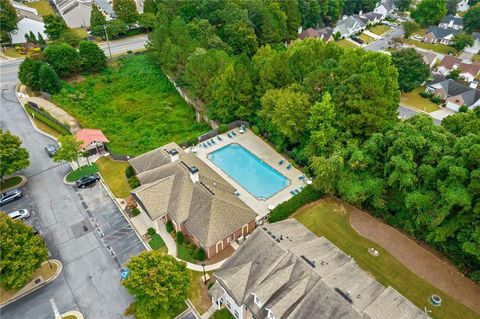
269,185 -> 323,222
188,137 -> 198,146
217,123 -> 228,134
125,165 -> 135,178
176,231 -> 184,244
459,105 -> 468,113
430,96 -> 443,104
166,220 -> 174,233
419,91 -> 432,98
251,125 -> 260,135
24,103 -> 71,136
147,227 -> 156,236
131,207 -> 140,216
194,248 -> 206,261
185,239 -> 191,245
128,176 -> 140,189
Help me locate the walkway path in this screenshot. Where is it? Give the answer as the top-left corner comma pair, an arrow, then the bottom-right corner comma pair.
345,199 -> 480,314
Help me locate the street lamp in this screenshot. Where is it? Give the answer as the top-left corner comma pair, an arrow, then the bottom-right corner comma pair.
202,263 -> 207,284
103,25 -> 112,58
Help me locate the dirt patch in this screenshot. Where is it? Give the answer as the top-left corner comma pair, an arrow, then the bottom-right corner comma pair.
65,74 -> 86,84
343,198 -> 480,314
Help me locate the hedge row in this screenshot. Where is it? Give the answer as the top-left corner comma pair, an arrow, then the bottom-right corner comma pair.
269,185 -> 323,222
24,103 -> 71,136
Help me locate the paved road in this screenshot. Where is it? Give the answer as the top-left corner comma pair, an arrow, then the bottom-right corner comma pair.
1,53 -> 144,318
98,35 -> 148,56
398,104 -> 441,125
365,26 -> 404,52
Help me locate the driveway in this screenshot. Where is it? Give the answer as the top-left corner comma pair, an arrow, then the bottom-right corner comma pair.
364,26 -> 404,52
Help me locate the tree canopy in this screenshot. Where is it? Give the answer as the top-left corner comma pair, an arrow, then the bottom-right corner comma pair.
452,33 -> 474,50
79,41 -> 107,72
53,135 -> 83,168
0,0 -> 17,34
90,4 -> 107,36
403,21 -> 419,38
412,0 -> 448,27
44,43 -> 81,77
391,48 -> 430,92
113,0 -> 138,24
43,15 -> 69,40
0,130 -> 30,183
0,214 -> 48,290
38,63 -> 61,94
463,5 -> 480,33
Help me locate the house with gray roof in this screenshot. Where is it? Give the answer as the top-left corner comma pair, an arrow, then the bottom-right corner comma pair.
53,0 -> 92,28
333,15 -> 366,38
9,3 -> 48,44
422,27 -> 461,45
373,0 -> 395,18
129,143 -> 257,259
426,78 -> 480,112
439,15 -> 463,30
209,219 -> 429,319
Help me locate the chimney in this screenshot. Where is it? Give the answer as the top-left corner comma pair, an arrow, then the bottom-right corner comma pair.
189,166 -> 199,183
169,149 -> 179,162
470,81 -> 478,89
298,26 -> 303,34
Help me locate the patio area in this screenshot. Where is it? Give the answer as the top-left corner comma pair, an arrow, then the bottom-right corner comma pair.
190,128 -> 308,222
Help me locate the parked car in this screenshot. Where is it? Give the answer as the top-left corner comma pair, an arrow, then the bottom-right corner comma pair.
8,209 -> 30,220
0,189 -> 22,206
351,36 -> 364,44
75,174 -> 100,188
45,144 -> 57,157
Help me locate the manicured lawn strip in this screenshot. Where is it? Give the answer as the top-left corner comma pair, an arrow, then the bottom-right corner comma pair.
0,176 -> 22,190
3,48 -> 24,58
31,117 -> 63,138
213,308 -> 235,319
359,33 -> 374,44
403,39 -> 456,55
177,242 -> 196,263
52,54 -> 209,156
66,164 -> 99,182
337,39 -> 358,50
72,28 -> 88,39
473,54 -> 480,63
149,233 -> 165,250
369,24 -> 390,35
400,87 -> 442,113
96,156 -> 130,198
25,0 -> 54,16
24,104 -> 71,136
188,270 -> 213,314
293,199 -> 480,319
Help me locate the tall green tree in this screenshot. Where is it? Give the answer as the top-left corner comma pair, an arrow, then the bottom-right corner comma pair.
143,0 -> 157,14
391,48 -> 430,92
43,15 -> 69,40
280,0 -> 301,39
44,43 -> 81,77
452,33 -> 474,50
18,58 -> 44,90
105,19 -> 129,38
122,252 -> 190,319
113,0 -> 138,24
90,4 -> 107,36
403,21 -> 420,38
0,214 -> 48,290
463,6 -> 480,33
446,0 -> 460,14
0,130 -> 30,183
412,0 -> 448,27
53,135 -> 83,169
38,63 -> 61,94
0,0 -> 18,34
79,41 -> 107,72
397,0 -> 412,11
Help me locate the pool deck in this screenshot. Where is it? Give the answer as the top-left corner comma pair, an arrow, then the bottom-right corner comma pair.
189,128 -> 307,221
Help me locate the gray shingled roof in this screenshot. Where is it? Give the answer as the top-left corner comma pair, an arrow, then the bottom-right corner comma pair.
212,220 -> 429,319
440,15 -> 463,26
429,79 -> 480,107
426,26 -> 461,39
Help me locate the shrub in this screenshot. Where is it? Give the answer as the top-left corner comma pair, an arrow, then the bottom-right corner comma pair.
188,137 -> 198,146
251,125 -> 260,135
459,105 -> 468,113
147,227 -> 156,236
125,165 -> 135,178
269,185 -> 323,222
131,207 -> 140,216
79,41 -> 107,72
43,43 -> 81,77
166,220 -> 174,233
127,50 -> 133,54
217,123 -> 228,134
185,239 -> 191,245
32,47 -> 41,53
419,91 -> 432,98
128,176 -> 140,188
176,231 -> 184,244
430,96 -> 443,104
194,248 -> 206,261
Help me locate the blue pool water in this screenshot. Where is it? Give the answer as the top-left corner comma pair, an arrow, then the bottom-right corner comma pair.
208,143 -> 289,199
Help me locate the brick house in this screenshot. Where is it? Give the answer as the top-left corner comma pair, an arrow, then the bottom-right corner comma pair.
422,27 -> 461,45
426,79 -> 480,112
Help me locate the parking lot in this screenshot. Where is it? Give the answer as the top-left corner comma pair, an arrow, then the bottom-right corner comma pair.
1,186 -> 42,232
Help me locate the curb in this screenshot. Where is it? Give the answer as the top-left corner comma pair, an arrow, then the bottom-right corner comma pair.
0,175 -> 27,192
58,310 -> 84,319
0,259 -> 63,308
62,174 -> 76,186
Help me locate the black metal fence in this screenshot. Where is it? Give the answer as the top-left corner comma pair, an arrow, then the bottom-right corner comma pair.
198,120 -> 249,143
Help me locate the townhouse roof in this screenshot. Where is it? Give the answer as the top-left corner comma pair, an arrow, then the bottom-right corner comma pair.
426,26 -> 461,39
377,0 -> 394,11
53,0 -> 92,27
417,50 -> 437,66
440,15 -> 463,27
75,128 -> 109,148
334,15 -> 366,35
429,79 -> 480,106
440,55 -> 462,69
459,62 -> 480,76
213,219 -> 429,319
362,12 -> 383,22
298,28 -> 320,40
130,143 -> 257,248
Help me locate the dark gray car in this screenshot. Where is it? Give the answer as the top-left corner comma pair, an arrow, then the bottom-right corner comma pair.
45,144 -> 57,157
0,189 -> 22,206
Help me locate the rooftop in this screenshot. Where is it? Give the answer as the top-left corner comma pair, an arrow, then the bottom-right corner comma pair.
75,128 -> 109,148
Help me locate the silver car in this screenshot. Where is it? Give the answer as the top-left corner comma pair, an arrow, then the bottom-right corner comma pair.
8,209 -> 30,221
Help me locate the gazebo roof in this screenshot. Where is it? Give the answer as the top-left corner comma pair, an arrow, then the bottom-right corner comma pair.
75,128 -> 109,148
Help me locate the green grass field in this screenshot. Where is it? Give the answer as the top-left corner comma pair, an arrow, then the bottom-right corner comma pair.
71,27 -> 88,39
213,308 -> 235,319
0,176 -> 22,190
96,156 -> 130,198
149,233 -> 166,250
66,164 -> 99,182
400,87 -> 442,113
25,0 -> 54,16
359,33 -> 374,44
403,39 -> 456,55
293,198 -> 480,319
337,39 -> 358,50
369,24 -> 390,36
52,55 -> 209,156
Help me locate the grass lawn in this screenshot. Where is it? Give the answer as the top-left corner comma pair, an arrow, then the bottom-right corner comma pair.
403,39 -> 456,55
337,39 -> 358,50
188,270 -> 213,314
0,176 -> 22,190
96,156 -> 130,198
400,87 -> 442,113
66,163 -> 99,182
72,28 -> 88,39
25,0 -> 54,16
32,117 -> 64,138
359,33 -> 374,44
24,103 -> 71,136
369,24 -> 390,36
177,242 -> 197,263
473,54 -> 480,63
149,233 -> 165,250
293,198 -> 480,319
2,47 -> 24,58
52,54 -> 209,156
213,308 -> 235,319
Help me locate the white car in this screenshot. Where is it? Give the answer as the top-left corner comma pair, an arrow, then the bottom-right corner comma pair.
8,209 -> 30,221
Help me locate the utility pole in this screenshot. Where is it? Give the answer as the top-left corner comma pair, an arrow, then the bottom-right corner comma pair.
103,25 -> 112,58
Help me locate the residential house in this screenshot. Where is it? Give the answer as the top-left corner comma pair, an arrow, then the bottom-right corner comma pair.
438,15 -> 463,30
465,32 -> 480,54
53,0 -> 92,28
75,128 -> 109,155
422,27 -> 461,45
373,0 -> 395,18
9,5 -> 47,44
94,0 -> 115,20
333,15 -> 366,38
426,78 -> 480,112
437,55 -> 480,82
298,27 -> 333,42
11,1 -> 37,14
129,143 -> 257,259
417,50 -> 437,68
209,219 -> 429,319
359,12 -> 384,25
457,0 -> 470,13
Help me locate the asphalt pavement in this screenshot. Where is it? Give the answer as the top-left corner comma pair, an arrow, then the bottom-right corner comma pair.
98,35 -> 148,57
0,43 -> 145,319
364,26 -> 404,52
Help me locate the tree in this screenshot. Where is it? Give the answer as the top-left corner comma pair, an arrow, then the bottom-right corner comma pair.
113,0 -> 138,24
403,21 -> 419,38
18,58 -> 44,90
138,13 -> 156,31
391,48 -> 430,92
79,41 -> 107,72
447,67 -> 460,79
412,0 -> 448,27
44,43 -> 81,77
463,6 -> 480,33
38,64 -> 61,94
0,0 -> 18,34
397,0 -> 412,11
143,0 -> 157,14
221,20 -> 258,56
447,0 -> 460,14
122,252 -> 190,319
28,31 -> 37,43
105,19 -> 129,39
0,130 -> 30,183
452,33 -> 474,50
0,214 -> 48,290
53,135 -> 83,169
43,15 -> 69,40
37,32 -> 46,46
90,4 -> 107,36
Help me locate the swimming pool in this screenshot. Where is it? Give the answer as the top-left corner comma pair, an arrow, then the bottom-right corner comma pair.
208,143 -> 289,199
